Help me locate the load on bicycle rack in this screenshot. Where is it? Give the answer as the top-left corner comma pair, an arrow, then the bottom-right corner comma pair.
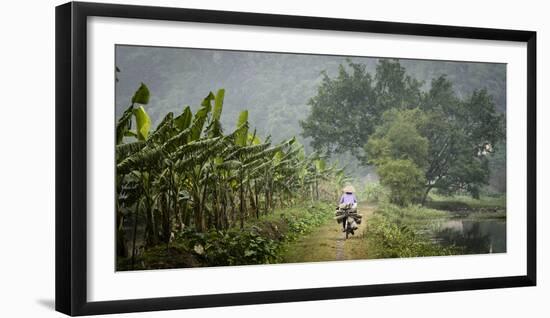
335,203 -> 362,239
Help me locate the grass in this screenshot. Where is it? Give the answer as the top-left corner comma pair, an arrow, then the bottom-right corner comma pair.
343,230 -> 370,260
375,203 -> 448,228
281,202 -> 374,263
281,221 -> 341,263
428,193 -> 506,210
363,193 -> 506,259
364,203 -> 460,258
427,193 -> 506,220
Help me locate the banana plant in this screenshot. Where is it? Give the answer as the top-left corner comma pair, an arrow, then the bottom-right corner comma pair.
115,84 -> 348,257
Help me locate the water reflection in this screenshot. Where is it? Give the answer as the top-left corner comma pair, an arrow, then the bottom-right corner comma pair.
434,219 -> 506,254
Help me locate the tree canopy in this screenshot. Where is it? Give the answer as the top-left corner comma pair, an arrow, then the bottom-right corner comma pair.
301,60 -> 422,154
301,59 -> 505,204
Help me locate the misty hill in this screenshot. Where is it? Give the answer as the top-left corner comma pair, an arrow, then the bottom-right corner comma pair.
115,45 -> 506,151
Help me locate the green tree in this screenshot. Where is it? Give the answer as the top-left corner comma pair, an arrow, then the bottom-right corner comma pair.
366,108 -> 429,168
365,109 -> 429,204
302,59 -> 505,202
301,59 -> 422,156
377,159 -> 426,206
419,77 -> 504,201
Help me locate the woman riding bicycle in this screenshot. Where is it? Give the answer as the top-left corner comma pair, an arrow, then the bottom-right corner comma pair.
339,185 -> 357,231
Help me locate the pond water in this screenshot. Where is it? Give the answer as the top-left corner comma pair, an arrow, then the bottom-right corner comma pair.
432,218 -> 506,254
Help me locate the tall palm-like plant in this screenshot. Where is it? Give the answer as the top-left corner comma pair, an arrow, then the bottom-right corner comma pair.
115,83 -> 349,258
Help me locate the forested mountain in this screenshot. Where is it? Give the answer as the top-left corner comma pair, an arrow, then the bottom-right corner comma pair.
115,46 -> 506,189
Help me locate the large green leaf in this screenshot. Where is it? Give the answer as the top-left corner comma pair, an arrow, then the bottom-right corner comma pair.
133,105 -> 151,141
273,150 -> 283,164
217,160 -> 242,170
213,89 -> 225,121
201,92 -> 215,107
147,112 -> 173,144
248,133 -> 261,145
190,103 -> 211,141
244,145 -> 281,164
124,130 -> 137,138
206,89 -> 225,138
235,110 -> 248,146
315,159 -> 326,172
227,143 -> 270,161
162,127 -> 191,153
116,104 -> 134,144
117,145 -> 163,174
175,106 -> 192,131
131,83 -> 150,104
115,141 -> 145,160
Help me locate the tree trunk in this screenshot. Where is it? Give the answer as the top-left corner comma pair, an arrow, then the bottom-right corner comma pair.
131,201 -> 140,270
421,186 -> 433,206
145,197 -> 157,246
254,182 -> 260,218
199,180 -> 208,231
115,175 -> 128,258
116,213 -> 128,258
239,169 -> 245,229
315,177 -> 319,201
216,185 -> 222,230
182,201 -> 190,229
222,190 -> 228,229
266,191 -> 270,213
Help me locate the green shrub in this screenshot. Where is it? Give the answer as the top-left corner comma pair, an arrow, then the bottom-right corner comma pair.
377,159 -> 426,206
176,227 -> 280,266
365,203 -> 459,258
280,204 -> 333,240
365,214 -> 458,258
119,202 -> 335,269
362,182 -> 386,203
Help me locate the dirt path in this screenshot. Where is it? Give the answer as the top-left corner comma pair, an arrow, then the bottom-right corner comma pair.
282,203 -> 375,263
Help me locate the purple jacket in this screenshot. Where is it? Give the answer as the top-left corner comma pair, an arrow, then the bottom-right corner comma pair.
340,193 -> 357,205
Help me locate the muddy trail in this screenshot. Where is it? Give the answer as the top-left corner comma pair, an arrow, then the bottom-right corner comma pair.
282,203 -> 375,263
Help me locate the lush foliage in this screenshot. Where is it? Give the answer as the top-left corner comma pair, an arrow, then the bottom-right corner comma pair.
365,109 -> 428,205
278,202 -> 334,240
361,182 -> 386,203
301,60 -> 419,154
365,203 -> 459,258
377,159 -> 426,206
427,193 -> 506,218
302,59 -> 505,204
119,202 -> 334,269
365,215 -> 457,258
115,84 -> 346,269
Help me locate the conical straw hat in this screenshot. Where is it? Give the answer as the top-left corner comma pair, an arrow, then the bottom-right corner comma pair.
343,185 -> 356,193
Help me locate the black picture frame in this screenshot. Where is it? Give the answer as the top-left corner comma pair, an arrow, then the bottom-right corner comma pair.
55,1 -> 537,316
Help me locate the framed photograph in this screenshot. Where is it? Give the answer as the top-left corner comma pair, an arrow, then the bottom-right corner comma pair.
55,1 -> 536,316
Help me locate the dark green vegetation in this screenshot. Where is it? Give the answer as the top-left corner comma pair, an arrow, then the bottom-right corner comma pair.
302,60 -> 505,205
119,201 -> 334,270
116,83 -> 346,270
363,190 -> 506,258
365,203 -> 458,258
